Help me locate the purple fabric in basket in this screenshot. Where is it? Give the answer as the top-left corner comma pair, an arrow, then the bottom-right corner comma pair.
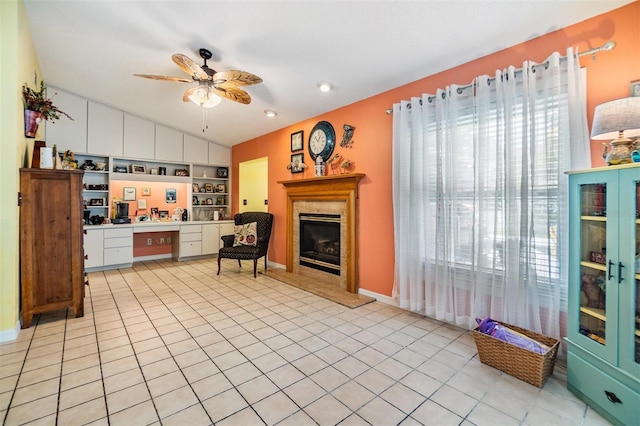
475,317 -> 549,355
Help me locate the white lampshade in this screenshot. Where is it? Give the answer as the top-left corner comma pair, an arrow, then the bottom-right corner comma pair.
591,97 -> 640,140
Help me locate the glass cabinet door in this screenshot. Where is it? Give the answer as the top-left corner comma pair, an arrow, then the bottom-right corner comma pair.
578,183 -> 612,346
620,168 -> 640,375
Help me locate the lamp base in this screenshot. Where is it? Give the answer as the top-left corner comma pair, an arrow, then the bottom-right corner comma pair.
602,137 -> 633,166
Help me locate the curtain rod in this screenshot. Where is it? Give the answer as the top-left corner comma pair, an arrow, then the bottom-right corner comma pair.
385,40 -> 616,115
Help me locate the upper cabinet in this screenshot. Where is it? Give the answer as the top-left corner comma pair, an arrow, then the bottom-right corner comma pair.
42,88 -> 231,167
88,102 -> 123,157
209,142 -> 231,166
123,114 -> 155,159
183,134 -> 209,164
44,87 -> 88,154
155,125 -> 183,162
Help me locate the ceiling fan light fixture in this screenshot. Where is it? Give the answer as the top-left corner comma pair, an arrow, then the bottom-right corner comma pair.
189,82 -> 221,108
264,109 -> 278,118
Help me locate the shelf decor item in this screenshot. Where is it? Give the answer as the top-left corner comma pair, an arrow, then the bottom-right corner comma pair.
22,81 -> 73,138
591,97 -> 640,165
130,164 -> 146,174
216,168 -> 228,178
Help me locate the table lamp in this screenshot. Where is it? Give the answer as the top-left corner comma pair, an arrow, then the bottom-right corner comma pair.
591,97 -> 640,165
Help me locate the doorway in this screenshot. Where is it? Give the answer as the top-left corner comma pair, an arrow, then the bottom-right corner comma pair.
239,156 -> 268,213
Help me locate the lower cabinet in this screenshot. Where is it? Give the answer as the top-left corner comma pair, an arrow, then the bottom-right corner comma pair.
103,227 -> 133,266
84,229 -> 104,268
174,224 -> 202,259
202,224 -> 220,255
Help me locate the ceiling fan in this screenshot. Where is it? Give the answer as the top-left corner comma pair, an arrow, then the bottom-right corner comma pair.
134,48 -> 262,107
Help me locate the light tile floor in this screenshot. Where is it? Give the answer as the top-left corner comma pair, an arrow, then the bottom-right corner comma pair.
0,258 -> 610,425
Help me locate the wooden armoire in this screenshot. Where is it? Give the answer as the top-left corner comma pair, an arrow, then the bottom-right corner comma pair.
19,168 -> 85,328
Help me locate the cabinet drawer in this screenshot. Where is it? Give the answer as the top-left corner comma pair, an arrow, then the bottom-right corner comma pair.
568,352 -> 639,425
104,247 -> 133,266
181,232 -> 201,242
181,224 -> 202,234
104,227 -> 132,239
180,242 -> 201,257
104,237 -> 132,248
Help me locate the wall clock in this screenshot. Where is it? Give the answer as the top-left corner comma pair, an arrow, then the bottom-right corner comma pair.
308,121 -> 336,162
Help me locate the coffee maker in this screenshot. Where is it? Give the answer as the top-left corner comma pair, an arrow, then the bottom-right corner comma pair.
113,202 -> 131,224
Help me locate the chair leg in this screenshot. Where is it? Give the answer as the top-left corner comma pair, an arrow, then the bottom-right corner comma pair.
253,259 -> 257,278
264,255 -> 267,271
238,259 -> 242,268
217,256 -> 221,275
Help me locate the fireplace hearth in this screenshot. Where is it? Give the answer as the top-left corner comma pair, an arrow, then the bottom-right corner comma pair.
299,213 -> 340,275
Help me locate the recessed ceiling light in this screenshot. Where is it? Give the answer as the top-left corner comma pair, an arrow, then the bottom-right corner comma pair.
317,81 -> 333,92
264,109 -> 278,118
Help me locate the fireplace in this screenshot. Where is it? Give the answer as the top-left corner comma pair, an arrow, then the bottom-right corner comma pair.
299,213 -> 340,275
279,173 -> 364,293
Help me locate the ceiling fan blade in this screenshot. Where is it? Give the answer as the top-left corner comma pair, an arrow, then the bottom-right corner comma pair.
134,74 -> 192,83
212,86 -> 252,104
213,70 -> 263,87
172,54 -> 209,80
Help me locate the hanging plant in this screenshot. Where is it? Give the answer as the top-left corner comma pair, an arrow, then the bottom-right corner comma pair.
22,81 -> 73,122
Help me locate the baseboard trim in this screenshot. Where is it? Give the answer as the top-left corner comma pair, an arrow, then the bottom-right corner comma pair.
0,320 -> 21,343
358,288 -> 398,307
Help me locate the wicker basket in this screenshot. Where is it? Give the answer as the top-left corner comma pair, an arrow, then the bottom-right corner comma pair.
472,321 -> 559,388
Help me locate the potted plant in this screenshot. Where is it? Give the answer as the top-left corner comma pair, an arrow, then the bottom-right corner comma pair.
22,81 -> 73,138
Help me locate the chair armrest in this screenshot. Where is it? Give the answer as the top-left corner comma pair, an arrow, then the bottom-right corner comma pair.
221,234 -> 235,247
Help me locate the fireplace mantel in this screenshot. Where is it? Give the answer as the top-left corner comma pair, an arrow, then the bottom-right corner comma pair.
278,173 -> 365,293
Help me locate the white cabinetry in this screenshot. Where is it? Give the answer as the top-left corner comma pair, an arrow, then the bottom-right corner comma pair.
155,125 -> 183,162
209,143 -> 231,166
88,102 -> 123,157
201,223 -> 220,255
174,224 -> 202,259
103,227 -> 133,266
183,134 -> 209,164
84,228 -> 104,269
44,87 -> 88,154
124,114 -> 155,159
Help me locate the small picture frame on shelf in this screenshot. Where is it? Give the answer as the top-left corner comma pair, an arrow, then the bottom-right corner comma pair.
291,130 -> 304,151
216,168 -> 228,178
114,165 -> 127,173
215,184 -> 226,193
206,198 -> 214,205
192,183 -> 200,193
290,153 -> 304,173
89,198 -> 105,206
175,169 -> 189,177
150,207 -> 159,215
150,168 -> 158,175
123,187 -> 136,201
130,164 -> 147,174
631,79 -> 640,97
192,196 -> 199,205
216,197 -> 225,205
204,183 -> 214,193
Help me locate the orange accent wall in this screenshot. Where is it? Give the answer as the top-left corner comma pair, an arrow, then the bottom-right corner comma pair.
233,3 -> 640,297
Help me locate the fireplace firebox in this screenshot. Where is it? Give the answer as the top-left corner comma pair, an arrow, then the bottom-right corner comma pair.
299,213 -> 340,275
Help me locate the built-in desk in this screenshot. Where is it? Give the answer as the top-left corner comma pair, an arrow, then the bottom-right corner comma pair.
84,220 -> 234,271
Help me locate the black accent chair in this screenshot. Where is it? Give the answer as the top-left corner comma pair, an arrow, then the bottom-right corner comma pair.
217,212 -> 274,277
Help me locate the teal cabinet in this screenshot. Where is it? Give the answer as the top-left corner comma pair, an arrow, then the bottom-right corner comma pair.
566,163 -> 640,426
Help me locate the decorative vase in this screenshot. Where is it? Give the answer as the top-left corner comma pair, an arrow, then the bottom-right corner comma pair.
24,110 -> 43,138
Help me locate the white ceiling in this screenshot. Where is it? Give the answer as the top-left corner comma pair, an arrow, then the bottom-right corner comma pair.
24,0 -> 630,147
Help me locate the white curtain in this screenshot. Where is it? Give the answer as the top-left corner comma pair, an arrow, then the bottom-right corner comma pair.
392,48 -> 589,340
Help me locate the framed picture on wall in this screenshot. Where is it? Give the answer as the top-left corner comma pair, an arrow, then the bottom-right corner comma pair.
166,188 -> 177,203
123,187 -> 136,201
290,153 -> 304,173
291,130 -> 304,151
